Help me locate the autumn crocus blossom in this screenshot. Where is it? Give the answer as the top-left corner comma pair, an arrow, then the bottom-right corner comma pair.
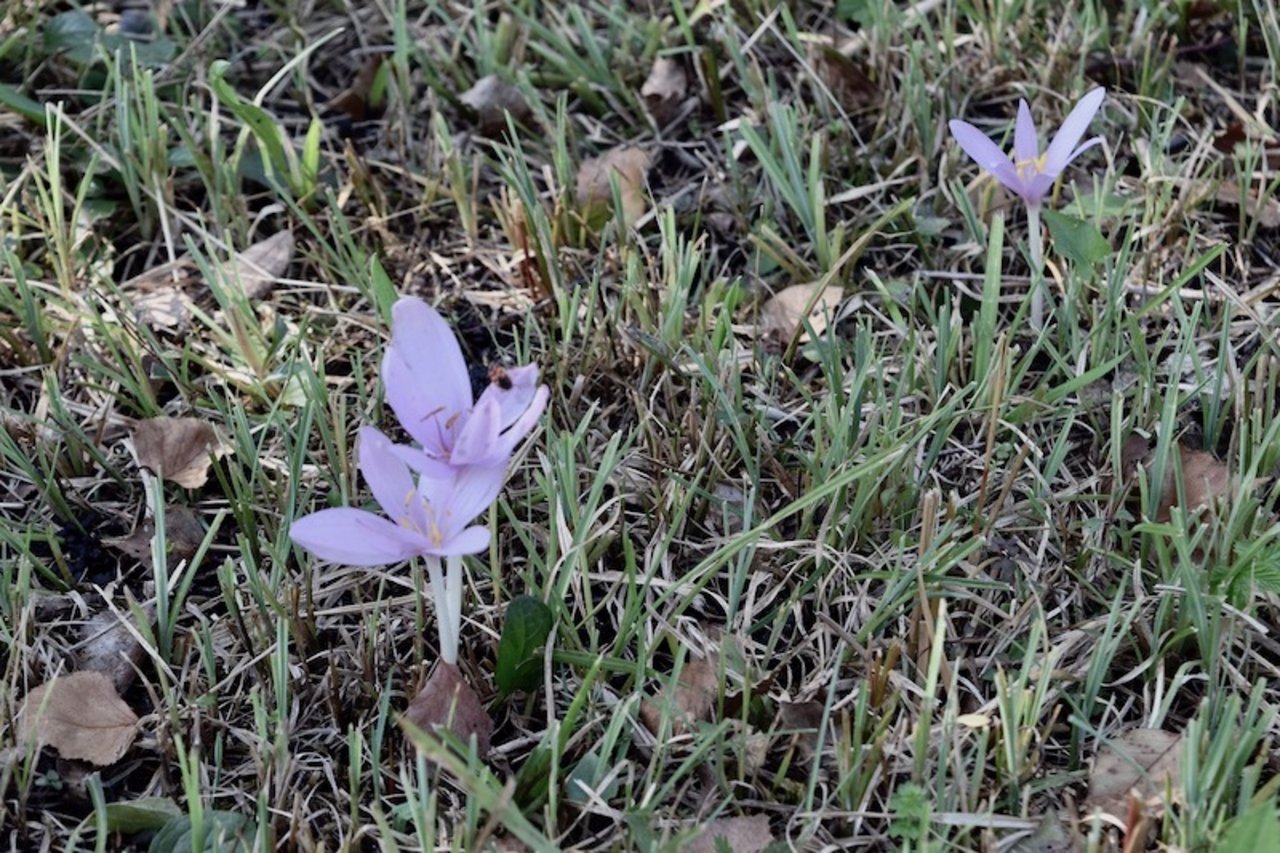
291,426 -> 503,564
382,297 -> 549,477
948,87 -> 1106,208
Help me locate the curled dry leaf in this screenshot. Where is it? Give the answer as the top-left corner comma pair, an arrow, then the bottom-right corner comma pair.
576,145 -> 651,227
131,416 -> 228,488
225,231 -> 294,300
641,57 -> 688,126
1119,435 -> 1232,522
459,74 -> 531,136
76,603 -> 155,693
327,56 -> 384,122
1086,728 -> 1181,820
683,815 -> 773,853
17,671 -> 139,766
105,505 -> 204,566
640,656 -> 717,735
402,661 -> 493,756
760,282 -> 845,343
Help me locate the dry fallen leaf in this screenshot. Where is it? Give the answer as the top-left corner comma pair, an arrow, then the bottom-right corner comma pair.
1214,182 -> 1280,228
105,506 -> 205,566
684,815 -> 773,853
641,57 -> 688,126
327,56 -> 385,122
813,46 -> 878,113
777,699 -> 827,760
1086,728 -> 1181,820
760,282 -> 845,343
576,146 -> 651,227
76,603 -> 155,693
1119,435 -> 1232,522
403,662 -> 493,755
131,417 -> 228,488
17,672 -> 140,766
640,656 -> 718,735
223,231 -> 294,300
460,74 -> 532,136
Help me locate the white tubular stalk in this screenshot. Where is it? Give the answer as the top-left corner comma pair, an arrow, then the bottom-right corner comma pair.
446,554 -> 464,664
423,556 -> 456,665
1027,204 -> 1045,330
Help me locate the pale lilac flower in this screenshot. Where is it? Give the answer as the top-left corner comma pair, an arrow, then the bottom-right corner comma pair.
381,297 -> 548,477
291,426 -> 505,565
949,87 -> 1106,208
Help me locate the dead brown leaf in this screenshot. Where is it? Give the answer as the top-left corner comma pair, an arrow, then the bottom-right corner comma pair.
76,604 -> 155,693
760,282 -> 845,343
813,46 -> 878,113
327,56 -> 384,122
403,661 -> 493,755
17,672 -> 139,766
105,506 -> 205,566
131,417 -> 228,488
224,231 -> 294,300
1086,728 -> 1181,820
683,815 -> 773,853
460,75 -> 532,136
576,146 -> 651,227
640,657 -> 718,735
641,57 -> 688,126
1215,182 -> 1280,228
777,699 -> 827,759
1118,435 -> 1232,522
1009,811 -> 1081,853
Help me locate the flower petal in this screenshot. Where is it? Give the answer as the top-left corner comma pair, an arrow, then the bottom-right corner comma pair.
358,426 -> 420,527
390,443 -> 457,479
443,462 -> 509,528
475,363 -> 541,430
1042,88 -> 1105,177
1013,100 -> 1038,169
492,384 -> 549,459
949,119 -> 1024,196
451,396 -> 503,466
291,508 -> 426,566
436,524 -> 491,556
381,297 -> 473,450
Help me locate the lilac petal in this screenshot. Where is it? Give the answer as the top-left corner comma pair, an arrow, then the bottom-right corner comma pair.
291,508 -> 426,566
1067,135 -> 1104,164
1023,173 -> 1055,206
491,384 -> 549,459
1013,100 -> 1039,170
451,396 -> 503,466
382,297 -> 473,450
443,462 -> 509,528
436,524 -> 491,556
357,426 -> 421,527
949,120 -> 1025,196
475,364 -> 541,430
1042,88 -> 1106,177
390,443 -> 456,479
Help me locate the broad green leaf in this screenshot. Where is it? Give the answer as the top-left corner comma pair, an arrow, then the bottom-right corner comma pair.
495,595 -> 554,698
99,798 -> 182,833
1042,208 -> 1111,267
149,810 -> 252,853
0,83 -> 45,126
1218,800 -> 1280,853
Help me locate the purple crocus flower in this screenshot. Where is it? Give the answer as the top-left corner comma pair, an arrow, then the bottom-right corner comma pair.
382,297 -> 549,477
291,426 -> 505,564
949,87 -> 1105,208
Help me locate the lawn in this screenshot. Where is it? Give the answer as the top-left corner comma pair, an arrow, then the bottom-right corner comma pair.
3,0 -> 1280,850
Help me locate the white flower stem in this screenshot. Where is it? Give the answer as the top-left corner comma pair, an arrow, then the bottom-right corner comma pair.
424,556 -> 456,665
1026,203 -> 1045,330
446,555 -> 464,664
